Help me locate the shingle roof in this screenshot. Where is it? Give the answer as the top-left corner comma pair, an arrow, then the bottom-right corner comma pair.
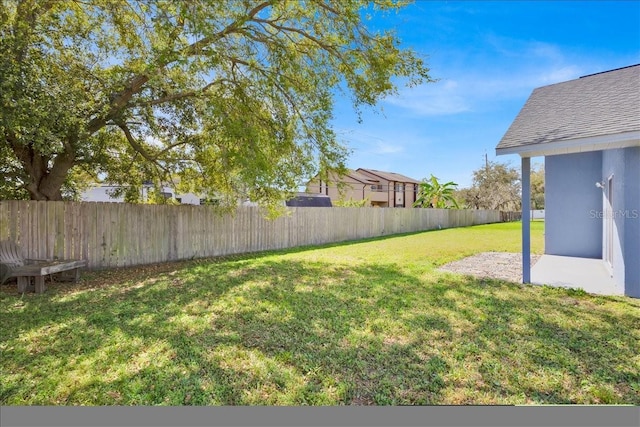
497,64 -> 640,151
286,194 -> 332,207
345,169 -> 377,184
356,168 -> 421,184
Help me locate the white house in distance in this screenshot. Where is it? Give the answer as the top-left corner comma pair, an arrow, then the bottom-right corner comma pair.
496,64 -> 639,298
81,184 -> 202,205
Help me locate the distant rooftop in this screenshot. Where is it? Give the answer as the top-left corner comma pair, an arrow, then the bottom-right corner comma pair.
286,193 -> 332,207
356,168 -> 421,184
345,169 -> 378,184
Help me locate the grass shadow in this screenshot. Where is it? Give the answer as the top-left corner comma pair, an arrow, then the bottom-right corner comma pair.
1,242 -> 637,405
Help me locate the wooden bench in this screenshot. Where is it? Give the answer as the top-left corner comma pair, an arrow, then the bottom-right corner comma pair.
0,240 -> 87,294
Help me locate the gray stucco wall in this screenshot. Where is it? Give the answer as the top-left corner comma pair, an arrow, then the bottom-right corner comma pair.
545,152 -> 603,258
606,146 -> 640,298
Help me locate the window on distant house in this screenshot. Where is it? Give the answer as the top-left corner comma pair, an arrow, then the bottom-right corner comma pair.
395,183 -> 404,192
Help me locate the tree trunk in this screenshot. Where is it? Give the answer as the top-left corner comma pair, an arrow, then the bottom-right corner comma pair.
28,153 -> 74,200
27,176 -> 65,201
10,141 -> 74,201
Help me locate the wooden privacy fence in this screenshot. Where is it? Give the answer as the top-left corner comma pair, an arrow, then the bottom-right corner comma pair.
0,201 -> 519,270
500,211 -> 522,222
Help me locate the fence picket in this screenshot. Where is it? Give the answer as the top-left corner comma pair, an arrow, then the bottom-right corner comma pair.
0,201 -> 519,269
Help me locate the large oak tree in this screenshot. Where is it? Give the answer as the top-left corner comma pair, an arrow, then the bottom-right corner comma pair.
456,161 -> 522,211
1,0 -> 431,209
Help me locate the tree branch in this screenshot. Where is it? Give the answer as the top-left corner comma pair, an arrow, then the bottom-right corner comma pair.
253,18 -> 341,55
115,120 -> 176,181
156,140 -> 191,158
87,1 -> 273,135
115,120 -> 157,164
182,1 -> 272,57
131,79 -> 227,107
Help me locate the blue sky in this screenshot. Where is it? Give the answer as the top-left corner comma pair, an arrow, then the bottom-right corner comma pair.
331,1 -> 640,188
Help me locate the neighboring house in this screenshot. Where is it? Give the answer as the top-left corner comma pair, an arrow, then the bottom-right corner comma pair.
306,168 -> 420,208
356,168 -> 421,208
81,184 -> 202,205
307,169 -> 377,205
496,64 -> 639,298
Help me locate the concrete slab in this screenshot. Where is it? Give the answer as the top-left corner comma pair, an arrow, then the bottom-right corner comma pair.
531,255 -> 621,296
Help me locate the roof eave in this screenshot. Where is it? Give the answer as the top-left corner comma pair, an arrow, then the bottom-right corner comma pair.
496,131 -> 640,158
346,172 -> 376,185
356,168 -> 420,184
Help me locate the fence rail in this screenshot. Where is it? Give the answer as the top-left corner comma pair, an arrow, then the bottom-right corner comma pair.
0,201 -> 520,270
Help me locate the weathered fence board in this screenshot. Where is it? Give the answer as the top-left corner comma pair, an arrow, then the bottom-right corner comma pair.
0,201 -> 520,270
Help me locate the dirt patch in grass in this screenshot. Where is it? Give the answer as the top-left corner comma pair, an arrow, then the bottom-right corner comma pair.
0,254 -> 255,297
438,252 -> 541,283
0,261 -> 192,296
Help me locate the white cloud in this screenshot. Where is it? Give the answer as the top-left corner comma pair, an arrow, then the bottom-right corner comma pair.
337,129 -> 405,155
482,36 -> 586,85
384,79 -> 471,116
374,141 -> 403,154
535,65 -> 583,85
382,38 -> 588,117
529,42 -> 564,61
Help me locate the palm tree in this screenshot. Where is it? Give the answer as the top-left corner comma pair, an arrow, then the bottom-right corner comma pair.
413,174 -> 460,209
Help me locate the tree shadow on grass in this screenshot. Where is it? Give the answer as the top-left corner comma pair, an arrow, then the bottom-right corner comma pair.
1,258 -> 638,405
437,275 -> 640,404
0,259 -> 454,405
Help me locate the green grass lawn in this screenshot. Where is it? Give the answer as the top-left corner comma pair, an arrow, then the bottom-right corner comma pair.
1,221 -> 639,405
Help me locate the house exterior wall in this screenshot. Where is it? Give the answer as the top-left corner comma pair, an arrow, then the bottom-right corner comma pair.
81,186 -> 126,202
355,169 -> 391,207
396,183 -> 419,208
356,170 -> 418,208
307,173 -> 370,205
603,146 -> 640,297
545,152 -> 603,258
623,147 -> 640,297
407,183 -> 419,207
545,148 -> 639,297
368,187 -> 389,205
81,186 -> 201,205
173,192 -> 201,205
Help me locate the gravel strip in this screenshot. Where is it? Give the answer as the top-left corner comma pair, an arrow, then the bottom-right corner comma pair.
438,252 -> 541,283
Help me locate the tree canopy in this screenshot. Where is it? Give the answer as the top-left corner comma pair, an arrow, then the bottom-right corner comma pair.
456,160 -> 521,211
530,163 -> 544,210
1,0 -> 431,210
